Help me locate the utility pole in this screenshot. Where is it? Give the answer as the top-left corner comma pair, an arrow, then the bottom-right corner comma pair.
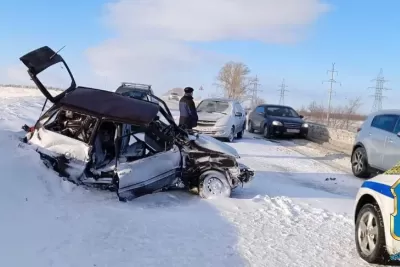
249,75 -> 262,108
278,78 -> 289,105
322,63 -> 341,125
368,68 -> 390,112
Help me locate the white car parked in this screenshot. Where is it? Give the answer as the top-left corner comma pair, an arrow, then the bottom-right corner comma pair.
354,162 -> 400,264
194,98 -> 247,142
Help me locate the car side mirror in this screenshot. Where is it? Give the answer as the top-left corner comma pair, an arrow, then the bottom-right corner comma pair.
235,112 -> 242,117
397,132 -> 400,137
258,112 -> 264,116
299,115 -> 304,119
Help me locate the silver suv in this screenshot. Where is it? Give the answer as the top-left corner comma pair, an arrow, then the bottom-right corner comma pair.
351,109 -> 400,177
115,82 -> 158,104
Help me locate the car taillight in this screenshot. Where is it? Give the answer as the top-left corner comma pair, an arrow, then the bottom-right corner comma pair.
29,127 -> 35,132
357,127 -> 361,132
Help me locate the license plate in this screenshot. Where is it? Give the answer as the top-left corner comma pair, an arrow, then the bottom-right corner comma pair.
197,127 -> 213,132
287,129 -> 300,133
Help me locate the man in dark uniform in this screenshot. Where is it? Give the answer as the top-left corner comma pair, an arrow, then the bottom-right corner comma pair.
178,87 -> 198,129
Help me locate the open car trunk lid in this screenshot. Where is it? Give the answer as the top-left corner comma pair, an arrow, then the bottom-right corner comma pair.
19,46 -> 76,103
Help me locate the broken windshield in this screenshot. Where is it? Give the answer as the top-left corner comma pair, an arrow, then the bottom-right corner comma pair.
197,100 -> 230,114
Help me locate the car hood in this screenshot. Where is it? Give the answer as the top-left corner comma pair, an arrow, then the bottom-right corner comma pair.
197,111 -> 226,122
269,116 -> 304,123
189,133 -> 240,158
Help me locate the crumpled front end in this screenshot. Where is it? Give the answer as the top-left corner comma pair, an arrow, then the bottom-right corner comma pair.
227,162 -> 255,188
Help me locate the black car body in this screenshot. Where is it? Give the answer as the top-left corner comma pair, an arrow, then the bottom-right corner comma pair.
247,104 -> 308,138
115,82 -> 158,104
18,46 -> 254,201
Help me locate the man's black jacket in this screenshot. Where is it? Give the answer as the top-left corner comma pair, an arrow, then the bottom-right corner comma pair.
178,95 -> 198,129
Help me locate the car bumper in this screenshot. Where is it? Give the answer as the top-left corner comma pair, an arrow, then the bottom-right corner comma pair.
269,125 -> 308,136
193,125 -> 232,138
228,163 -> 255,185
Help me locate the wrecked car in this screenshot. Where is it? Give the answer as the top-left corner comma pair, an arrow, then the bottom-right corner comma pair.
18,46 -> 255,201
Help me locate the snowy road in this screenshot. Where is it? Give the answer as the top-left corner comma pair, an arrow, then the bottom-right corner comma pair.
0,87 -> 371,267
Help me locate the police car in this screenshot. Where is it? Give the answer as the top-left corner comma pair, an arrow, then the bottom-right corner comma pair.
354,162 -> 400,264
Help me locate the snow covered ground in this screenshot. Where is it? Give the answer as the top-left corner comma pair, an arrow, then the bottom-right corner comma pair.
0,87 -> 373,267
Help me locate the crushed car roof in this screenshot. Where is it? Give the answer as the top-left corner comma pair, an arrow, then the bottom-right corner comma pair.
59,87 -> 160,125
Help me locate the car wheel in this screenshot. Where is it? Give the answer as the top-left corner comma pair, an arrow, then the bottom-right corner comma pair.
199,170 -> 231,199
355,203 -> 389,264
237,124 -> 245,139
226,126 -> 235,142
263,124 -> 271,138
248,120 -> 254,133
351,146 -> 371,178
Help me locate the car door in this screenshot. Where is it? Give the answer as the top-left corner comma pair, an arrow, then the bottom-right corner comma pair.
251,106 -> 266,130
233,103 -> 243,132
116,120 -> 181,195
383,115 -> 400,170
117,145 -> 182,196
367,114 -> 399,169
19,46 -> 76,103
237,103 -> 246,131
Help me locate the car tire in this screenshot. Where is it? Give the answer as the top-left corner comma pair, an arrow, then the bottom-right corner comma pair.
226,126 -> 235,142
237,124 -> 245,139
355,203 -> 389,264
248,120 -> 254,133
199,170 -> 232,199
351,146 -> 371,178
263,124 -> 271,138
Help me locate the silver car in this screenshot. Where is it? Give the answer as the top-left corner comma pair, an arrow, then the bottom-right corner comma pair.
194,98 -> 246,142
351,109 -> 400,178
168,92 -> 180,101
115,82 -> 158,104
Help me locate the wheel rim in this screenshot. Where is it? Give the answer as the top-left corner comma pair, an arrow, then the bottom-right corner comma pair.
352,150 -> 364,174
358,211 -> 379,256
229,128 -> 234,142
203,177 -> 225,198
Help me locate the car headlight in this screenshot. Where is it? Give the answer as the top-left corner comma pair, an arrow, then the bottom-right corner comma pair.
228,167 -> 240,177
272,121 -> 283,126
302,123 -> 309,128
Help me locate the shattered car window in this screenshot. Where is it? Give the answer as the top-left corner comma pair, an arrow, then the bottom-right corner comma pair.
36,62 -> 72,98
43,108 -> 97,143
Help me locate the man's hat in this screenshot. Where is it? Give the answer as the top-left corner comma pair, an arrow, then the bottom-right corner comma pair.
184,87 -> 194,93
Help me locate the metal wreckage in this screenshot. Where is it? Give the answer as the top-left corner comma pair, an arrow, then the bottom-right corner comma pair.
19,46 -> 255,201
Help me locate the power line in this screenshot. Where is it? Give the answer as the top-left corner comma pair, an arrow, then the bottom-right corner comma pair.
248,75 -> 262,108
322,63 -> 341,125
277,78 -> 289,105
368,68 -> 390,112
